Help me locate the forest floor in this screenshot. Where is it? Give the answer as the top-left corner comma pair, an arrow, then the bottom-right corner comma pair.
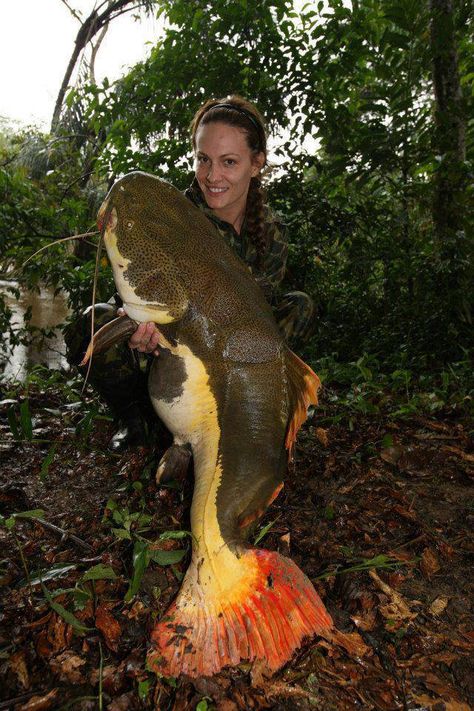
0,373 -> 473,711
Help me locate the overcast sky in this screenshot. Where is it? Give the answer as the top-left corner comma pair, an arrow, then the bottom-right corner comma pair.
0,1 -> 161,130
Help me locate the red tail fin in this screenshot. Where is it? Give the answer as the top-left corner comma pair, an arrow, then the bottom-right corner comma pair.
285,350 -> 320,460
147,549 -> 332,678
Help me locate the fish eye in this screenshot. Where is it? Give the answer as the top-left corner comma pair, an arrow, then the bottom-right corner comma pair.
125,219 -> 134,230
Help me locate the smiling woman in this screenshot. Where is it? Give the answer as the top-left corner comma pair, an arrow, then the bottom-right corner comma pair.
65,95 -> 316,452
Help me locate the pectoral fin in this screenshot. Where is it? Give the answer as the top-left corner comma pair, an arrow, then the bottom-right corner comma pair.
79,315 -> 137,366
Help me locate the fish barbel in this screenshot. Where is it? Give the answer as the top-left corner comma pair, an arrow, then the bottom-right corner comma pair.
85,171 -> 333,677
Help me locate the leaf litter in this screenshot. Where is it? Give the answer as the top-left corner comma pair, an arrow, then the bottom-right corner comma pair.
0,381 -> 472,710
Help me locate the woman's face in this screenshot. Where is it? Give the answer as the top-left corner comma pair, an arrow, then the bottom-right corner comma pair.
194,121 -> 264,227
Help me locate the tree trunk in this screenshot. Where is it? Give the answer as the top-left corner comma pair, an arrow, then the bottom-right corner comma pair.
429,0 -> 470,325
50,0 -> 150,133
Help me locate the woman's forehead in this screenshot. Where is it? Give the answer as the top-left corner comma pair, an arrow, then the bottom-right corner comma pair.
195,122 -> 250,155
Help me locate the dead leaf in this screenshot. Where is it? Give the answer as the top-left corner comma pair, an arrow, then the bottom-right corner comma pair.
442,445 -> 474,463
106,692 -> 136,710
429,596 -> 449,617
350,610 -> 377,632
9,649 -> 30,689
35,612 -> 73,658
320,628 -> 370,658
411,696 -> 471,711
95,603 -> 122,652
315,427 -> 329,447
420,547 -> 441,578
49,651 -> 86,683
369,569 -> 417,623
380,445 -> 404,465
17,689 -> 59,711
122,600 -> 146,620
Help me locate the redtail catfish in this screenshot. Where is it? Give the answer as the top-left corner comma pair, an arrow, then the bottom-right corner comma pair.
84,171 -> 333,677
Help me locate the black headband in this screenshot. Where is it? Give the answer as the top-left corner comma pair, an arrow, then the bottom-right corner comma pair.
204,102 -> 261,133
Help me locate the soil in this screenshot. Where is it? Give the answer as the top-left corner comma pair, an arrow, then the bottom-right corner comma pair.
0,379 -> 472,711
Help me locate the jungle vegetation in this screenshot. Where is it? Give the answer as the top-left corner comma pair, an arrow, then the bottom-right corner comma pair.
1,0 -> 472,398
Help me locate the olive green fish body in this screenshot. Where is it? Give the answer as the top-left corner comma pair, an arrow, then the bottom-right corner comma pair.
95,171 -> 332,676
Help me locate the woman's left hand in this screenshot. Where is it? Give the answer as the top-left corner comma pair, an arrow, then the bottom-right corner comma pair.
117,308 -> 161,356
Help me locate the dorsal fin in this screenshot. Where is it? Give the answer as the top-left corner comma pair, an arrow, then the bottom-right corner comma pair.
284,349 -> 321,460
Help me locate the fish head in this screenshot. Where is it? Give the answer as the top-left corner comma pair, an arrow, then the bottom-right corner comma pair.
97,172 -> 188,324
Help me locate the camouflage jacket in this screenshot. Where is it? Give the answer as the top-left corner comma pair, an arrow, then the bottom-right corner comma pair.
184,179 -> 288,304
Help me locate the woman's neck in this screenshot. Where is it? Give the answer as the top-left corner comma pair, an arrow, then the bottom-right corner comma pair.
213,207 -> 245,234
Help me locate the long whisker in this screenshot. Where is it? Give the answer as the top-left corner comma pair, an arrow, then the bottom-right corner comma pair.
81,231 -> 103,394
21,231 -> 99,269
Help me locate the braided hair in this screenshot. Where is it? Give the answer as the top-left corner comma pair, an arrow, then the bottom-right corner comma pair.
190,96 -> 269,268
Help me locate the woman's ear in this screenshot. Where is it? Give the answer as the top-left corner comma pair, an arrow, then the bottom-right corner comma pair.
251,151 -> 266,177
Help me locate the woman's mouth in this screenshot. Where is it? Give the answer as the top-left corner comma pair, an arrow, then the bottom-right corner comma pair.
206,186 -> 228,194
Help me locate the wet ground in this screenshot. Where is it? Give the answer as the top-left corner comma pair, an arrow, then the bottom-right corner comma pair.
0,376 -> 472,710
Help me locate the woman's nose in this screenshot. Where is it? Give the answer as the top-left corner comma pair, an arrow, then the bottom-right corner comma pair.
206,163 -> 220,182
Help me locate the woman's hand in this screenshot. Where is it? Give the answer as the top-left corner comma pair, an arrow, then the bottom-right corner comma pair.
117,308 -> 161,356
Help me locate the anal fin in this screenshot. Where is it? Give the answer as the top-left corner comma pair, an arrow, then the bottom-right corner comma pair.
285,349 -> 321,460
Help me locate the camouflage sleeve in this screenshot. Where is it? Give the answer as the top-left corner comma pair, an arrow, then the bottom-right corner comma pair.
254,219 -> 288,303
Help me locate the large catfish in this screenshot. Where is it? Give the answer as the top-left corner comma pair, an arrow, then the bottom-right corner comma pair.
85,171 -> 333,677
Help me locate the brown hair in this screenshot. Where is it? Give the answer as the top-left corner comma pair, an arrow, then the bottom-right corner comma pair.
190,95 -> 269,268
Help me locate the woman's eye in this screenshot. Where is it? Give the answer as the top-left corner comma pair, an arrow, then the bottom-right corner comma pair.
197,155 -> 208,164
224,159 -> 236,166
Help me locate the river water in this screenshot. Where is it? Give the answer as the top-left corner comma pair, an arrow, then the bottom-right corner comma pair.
0,280 -> 70,381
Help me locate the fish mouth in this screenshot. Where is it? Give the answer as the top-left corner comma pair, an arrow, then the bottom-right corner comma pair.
97,200 -> 118,234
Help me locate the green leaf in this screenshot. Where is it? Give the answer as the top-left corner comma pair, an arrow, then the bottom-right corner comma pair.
159,530 -> 192,541
124,540 -> 150,602
112,527 -> 132,540
7,407 -> 20,439
138,678 -> 152,701
81,564 -> 117,582
27,563 -> 77,586
13,509 -> 45,520
19,400 -> 33,440
254,519 -> 276,545
196,701 -> 209,711
40,443 -> 58,481
42,584 -> 92,634
149,548 -> 186,566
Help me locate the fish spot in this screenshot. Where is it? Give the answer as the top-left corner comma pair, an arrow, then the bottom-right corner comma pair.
267,573 -> 274,588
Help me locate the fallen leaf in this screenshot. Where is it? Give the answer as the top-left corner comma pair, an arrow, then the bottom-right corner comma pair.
107,692 -> 136,710
320,628 -> 370,658
429,596 -> 449,617
315,427 -> 329,447
350,610 -> 377,632
9,649 -> 30,689
442,445 -> 474,463
35,612 -> 73,658
49,651 -> 86,683
380,445 -> 404,465
420,547 -> 441,578
95,603 -> 122,652
17,689 -> 59,711
369,569 -> 417,623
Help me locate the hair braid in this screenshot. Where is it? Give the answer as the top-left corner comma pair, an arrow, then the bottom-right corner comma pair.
246,177 -> 268,269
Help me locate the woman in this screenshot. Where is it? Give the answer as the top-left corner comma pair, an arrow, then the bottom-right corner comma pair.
66,96 -> 315,451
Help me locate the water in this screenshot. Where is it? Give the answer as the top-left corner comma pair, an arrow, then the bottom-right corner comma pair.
0,280 -> 70,381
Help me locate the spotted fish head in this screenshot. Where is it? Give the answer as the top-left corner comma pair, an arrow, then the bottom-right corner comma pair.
97,172 -> 189,324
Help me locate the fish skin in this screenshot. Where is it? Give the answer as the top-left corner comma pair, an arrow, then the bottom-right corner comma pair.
92,171 -> 333,676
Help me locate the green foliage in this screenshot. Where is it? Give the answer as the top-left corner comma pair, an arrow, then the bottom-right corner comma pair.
1,0 -> 472,374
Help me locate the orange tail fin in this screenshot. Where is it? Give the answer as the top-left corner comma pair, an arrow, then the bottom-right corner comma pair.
285,349 -> 321,460
147,548 -> 332,678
